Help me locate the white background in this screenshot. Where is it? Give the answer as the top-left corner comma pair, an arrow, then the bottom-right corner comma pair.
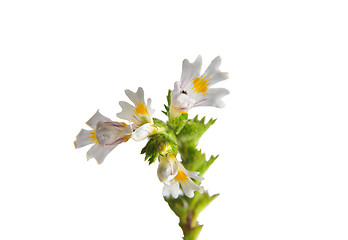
1,1 -> 347,239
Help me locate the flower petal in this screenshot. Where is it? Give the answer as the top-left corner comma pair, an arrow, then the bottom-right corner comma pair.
185,170 -> 204,182
86,110 -> 111,129
194,88 -> 230,108
116,101 -> 135,121
125,87 -> 144,105
180,55 -> 202,89
146,98 -> 155,118
201,56 -> 229,85
74,129 -> 94,148
163,180 -> 180,199
180,179 -> 203,198
86,144 -> 115,164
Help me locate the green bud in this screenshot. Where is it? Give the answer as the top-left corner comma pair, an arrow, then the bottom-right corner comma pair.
158,141 -> 172,156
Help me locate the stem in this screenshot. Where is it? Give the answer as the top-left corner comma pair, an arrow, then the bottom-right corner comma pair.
180,210 -> 203,240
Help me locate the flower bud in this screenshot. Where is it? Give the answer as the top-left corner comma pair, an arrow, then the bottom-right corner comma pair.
157,155 -> 178,183
158,141 -> 172,156
131,123 -> 157,141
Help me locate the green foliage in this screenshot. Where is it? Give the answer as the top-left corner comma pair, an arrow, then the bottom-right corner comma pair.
165,191 -> 219,240
153,117 -> 167,134
176,116 -> 218,175
169,113 -> 188,134
177,116 -> 216,148
152,90 -> 221,240
162,89 -> 172,117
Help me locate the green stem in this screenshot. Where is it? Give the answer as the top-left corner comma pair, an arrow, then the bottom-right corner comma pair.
180,210 -> 203,240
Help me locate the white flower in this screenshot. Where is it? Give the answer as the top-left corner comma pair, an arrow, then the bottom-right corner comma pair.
170,56 -> 229,118
157,154 -> 204,198
117,87 -> 155,130
74,110 -> 132,164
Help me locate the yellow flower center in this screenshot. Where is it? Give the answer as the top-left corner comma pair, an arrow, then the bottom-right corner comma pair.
134,102 -> 149,115
88,130 -> 98,143
174,170 -> 188,183
191,76 -> 211,95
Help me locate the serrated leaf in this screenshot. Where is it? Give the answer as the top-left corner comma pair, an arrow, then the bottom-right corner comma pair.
162,89 -> 172,117
168,113 -> 188,134
165,197 -> 188,220
199,155 -> 219,175
177,115 -> 216,149
193,193 -> 219,217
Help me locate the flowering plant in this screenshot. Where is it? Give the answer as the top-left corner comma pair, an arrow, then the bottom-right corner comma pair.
74,56 -> 229,240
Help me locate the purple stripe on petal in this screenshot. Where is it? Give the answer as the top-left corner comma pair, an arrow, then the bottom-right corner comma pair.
194,98 -> 207,106
105,137 -> 124,146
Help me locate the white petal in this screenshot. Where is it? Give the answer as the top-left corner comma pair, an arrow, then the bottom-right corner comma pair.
86,144 -> 115,164
116,101 -> 135,122
125,87 -> 144,105
201,56 -> 229,85
163,181 -> 180,199
74,129 -> 94,148
194,88 -> 230,108
86,110 -> 111,129
180,179 -> 203,198
180,55 -> 202,89
146,98 -> 155,118
186,171 -> 204,182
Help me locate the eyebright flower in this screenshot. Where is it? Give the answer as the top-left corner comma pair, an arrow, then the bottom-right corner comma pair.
157,154 -> 204,198
74,110 -> 132,164
170,56 -> 229,118
117,87 -> 156,140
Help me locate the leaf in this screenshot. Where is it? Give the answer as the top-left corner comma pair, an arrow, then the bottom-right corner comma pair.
168,113 -> 188,134
162,89 -> 172,117
193,192 -> 219,217
177,116 -> 216,149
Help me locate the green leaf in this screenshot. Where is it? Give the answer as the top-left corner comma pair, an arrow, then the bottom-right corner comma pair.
168,113 -> 188,134
177,115 -> 216,148
162,89 -> 172,117
165,197 -> 188,220
174,116 -> 218,174
193,192 -> 219,217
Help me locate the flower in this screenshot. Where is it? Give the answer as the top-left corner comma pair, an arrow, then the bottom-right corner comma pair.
117,87 -> 155,129
117,87 -> 156,140
157,154 -> 204,198
74,110 -> 132,164
170,56 -> 229,118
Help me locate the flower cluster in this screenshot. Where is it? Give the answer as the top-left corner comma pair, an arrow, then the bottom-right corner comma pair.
74,56 -> 229,199
74,87 -> 156,164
